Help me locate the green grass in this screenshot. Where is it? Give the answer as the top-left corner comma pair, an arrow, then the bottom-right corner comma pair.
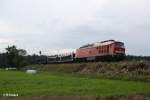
0,70 -> 150,96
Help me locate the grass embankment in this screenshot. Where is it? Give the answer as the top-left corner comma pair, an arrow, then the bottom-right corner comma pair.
0,70 -> 150,96
26,61 -> 150,82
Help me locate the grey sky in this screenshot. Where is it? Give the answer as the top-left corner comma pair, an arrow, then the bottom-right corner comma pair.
0,0 -> 150,55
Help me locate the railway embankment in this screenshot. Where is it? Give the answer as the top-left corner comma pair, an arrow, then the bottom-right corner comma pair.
25,60 -> 150,82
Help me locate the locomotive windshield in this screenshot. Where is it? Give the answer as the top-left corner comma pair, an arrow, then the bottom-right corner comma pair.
115,42 -> 125,48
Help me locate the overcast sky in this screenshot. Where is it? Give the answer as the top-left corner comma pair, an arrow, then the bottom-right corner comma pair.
0,0 -> 150,55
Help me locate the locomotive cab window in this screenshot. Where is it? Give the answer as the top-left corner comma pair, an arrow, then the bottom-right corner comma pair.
115,42 -> 125,48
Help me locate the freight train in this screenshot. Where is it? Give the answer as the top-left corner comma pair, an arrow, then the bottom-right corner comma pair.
44,40 -> 125,63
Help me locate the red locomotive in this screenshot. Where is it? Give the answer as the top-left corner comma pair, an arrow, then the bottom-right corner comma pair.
75,40 -> 125,61
46,40 -> 125,63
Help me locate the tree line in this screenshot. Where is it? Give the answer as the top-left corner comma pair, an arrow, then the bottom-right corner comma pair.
0,45 -> 44,69
125,55 -> 150,61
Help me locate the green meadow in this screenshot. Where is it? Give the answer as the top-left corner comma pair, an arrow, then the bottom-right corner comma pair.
0,70 -> 150,96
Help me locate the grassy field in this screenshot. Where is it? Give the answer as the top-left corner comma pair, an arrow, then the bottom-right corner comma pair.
0,70 -> 150,96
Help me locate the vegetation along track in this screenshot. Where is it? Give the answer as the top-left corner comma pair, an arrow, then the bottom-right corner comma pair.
26,60 -> 150,82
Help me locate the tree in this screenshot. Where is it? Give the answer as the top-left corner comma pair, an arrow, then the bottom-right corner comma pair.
0,53 -> 7,68
5,45 -> 27,69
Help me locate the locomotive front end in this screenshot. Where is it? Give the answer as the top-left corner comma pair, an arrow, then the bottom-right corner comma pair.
113,42 -> 126,60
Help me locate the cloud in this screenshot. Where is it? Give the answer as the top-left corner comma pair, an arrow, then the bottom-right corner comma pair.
0,0 -> 150,55
0,38 -> 14,44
